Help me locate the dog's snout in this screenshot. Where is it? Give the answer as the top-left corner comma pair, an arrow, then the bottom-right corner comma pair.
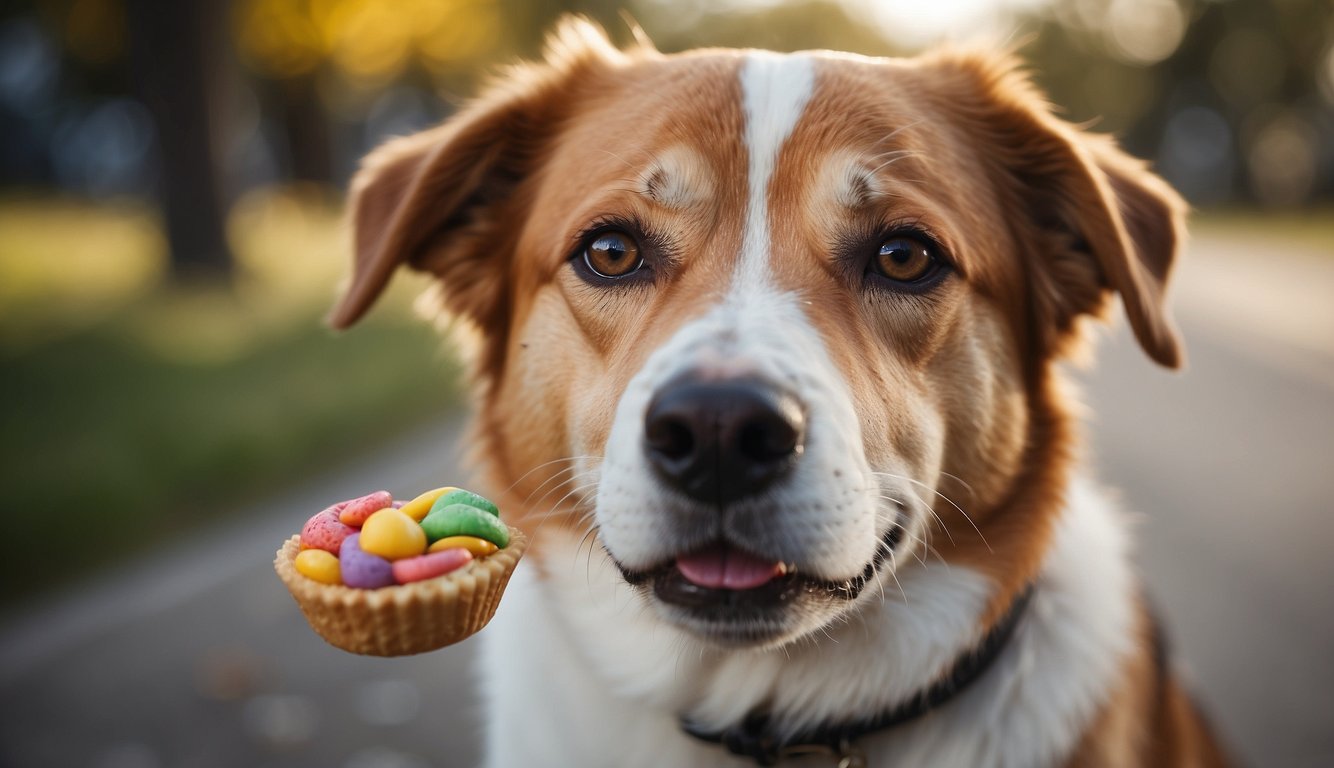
643,376 -> 805,505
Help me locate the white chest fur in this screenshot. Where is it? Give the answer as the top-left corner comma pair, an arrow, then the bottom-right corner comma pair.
479,476 -> 1136,768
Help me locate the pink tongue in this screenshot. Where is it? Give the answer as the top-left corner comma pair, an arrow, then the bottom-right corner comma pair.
676,545 -> 784,590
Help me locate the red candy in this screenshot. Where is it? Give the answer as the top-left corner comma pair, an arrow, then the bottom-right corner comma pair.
300,507 -> 357,553
391,548 -> 473,584
338,490 -> 394,527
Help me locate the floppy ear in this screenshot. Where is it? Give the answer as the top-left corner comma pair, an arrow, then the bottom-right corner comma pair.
926,51 -> 1187,369
328,17 -> 626,335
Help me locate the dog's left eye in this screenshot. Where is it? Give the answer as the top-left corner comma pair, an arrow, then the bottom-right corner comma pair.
872,236 -> 939,284
582,230 -> 644,279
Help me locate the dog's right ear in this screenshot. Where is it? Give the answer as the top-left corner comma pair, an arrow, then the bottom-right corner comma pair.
328,17 -> 628,332
921,49 -> 1187,370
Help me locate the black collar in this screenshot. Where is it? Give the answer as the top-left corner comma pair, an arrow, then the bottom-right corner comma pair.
680,585 -> 1035,767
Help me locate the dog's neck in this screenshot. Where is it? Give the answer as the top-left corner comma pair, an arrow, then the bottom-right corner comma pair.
521,473 -> 1136,767
679,583 -> 1036,765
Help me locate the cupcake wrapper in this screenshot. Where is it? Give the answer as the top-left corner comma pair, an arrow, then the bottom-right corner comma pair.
274,526 -> 526,656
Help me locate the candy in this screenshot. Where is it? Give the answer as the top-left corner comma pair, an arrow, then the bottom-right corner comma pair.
397,486 -> 459,522
428,535 -> 499,557
293,486 -> 510,589
294,549 -> 341,584
432,489 -> 500,517
338,490 -> 394,526
301,507 -> 357,553
358,508 -> 428,561
421,503 -> 510,548
392,548 -> 474,584
339,534 -> 395,589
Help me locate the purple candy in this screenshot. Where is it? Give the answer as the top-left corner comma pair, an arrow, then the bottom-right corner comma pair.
339,533 -> 395,589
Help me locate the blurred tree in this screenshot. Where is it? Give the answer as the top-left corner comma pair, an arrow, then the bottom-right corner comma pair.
6,0 -> 1332,211
1027,0 -> 1333,206
125,0 -> 234,278
235,0 -> 513,183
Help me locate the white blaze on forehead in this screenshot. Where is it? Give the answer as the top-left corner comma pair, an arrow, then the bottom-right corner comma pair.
736,54 -> 816,287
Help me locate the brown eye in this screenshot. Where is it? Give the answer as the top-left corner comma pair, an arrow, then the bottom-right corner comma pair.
583,231 -> 642,278
873,236 -> 937,283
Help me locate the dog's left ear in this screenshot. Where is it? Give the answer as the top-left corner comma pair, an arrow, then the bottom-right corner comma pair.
328,17 -> 628,333
924,51 -> 1187,369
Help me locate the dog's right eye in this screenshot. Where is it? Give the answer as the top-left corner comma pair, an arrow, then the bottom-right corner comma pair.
581,230 -> 644,279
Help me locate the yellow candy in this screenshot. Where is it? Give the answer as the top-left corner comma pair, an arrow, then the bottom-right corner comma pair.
397,486 -> 459,522
295,549 -> 341,585
359,508 -> 428,560
429,535 -> 499,558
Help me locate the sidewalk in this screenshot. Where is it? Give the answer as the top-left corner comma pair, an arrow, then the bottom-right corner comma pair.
1174,229 -> 1334,386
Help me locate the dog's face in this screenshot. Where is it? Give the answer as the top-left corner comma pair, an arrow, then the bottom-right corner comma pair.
333,23 -> 1184,649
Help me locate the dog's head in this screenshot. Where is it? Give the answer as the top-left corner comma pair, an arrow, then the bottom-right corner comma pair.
332,20 -> 1184,648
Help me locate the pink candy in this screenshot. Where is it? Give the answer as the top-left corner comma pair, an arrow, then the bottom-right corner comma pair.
391,548 -> 473,584
337,490 -> 394,527
300,506 -> 357,553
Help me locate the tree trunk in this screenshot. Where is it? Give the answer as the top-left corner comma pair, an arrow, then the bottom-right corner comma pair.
125,0 -> 232,280
277,73 -> 334,185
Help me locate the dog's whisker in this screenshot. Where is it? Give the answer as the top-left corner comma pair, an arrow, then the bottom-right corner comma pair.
874,472 -> 991,554
524,469 -> 601,516
878,486 -> 958,548
524,478 -> 601,548
901,530 -> 940,568
520,464 -> 590,509
871,118 -> 926,151
937,470 -> 977,501
504,455 -> 598,496
573,520 -> 601,569
866,149 -> 920,176
597,146 -> 665,175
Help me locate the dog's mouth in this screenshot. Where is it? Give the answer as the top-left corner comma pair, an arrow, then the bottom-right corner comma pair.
613,524 -> 904,646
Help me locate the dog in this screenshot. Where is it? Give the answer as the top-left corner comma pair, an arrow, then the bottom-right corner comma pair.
329,19 -> 1230,767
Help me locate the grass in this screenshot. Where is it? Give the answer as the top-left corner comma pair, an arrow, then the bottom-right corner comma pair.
0,189 -> 465,608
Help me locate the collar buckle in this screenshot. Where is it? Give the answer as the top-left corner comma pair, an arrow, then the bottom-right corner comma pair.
777,737 -> 866,768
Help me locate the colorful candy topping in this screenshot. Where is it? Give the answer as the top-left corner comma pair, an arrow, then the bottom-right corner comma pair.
337,490 -> 394,527
428,535 -> 499,557
300,505 -> 357,554
293,549 -> 341,585
296,487 -> 506,588
421,504 -> 509,548
358,508 -> 428,560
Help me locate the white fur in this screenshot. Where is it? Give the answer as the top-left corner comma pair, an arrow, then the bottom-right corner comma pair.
736,53 -> 814,286
481,475 -> 1136,767
639,145 -> 714,211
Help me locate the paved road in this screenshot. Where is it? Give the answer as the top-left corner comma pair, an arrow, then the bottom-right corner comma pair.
2,234 -> 1331,768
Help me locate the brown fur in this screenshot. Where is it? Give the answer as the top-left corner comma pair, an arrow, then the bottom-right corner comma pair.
332,19 -> 1225,766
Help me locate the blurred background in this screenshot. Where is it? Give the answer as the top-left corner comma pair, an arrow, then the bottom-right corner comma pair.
0,0 -> 1330,766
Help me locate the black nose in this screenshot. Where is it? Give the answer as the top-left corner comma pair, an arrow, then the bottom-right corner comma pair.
643,375 -> 806,506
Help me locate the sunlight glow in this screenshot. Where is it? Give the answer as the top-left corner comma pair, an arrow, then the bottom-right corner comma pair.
843,0 -> 1053,47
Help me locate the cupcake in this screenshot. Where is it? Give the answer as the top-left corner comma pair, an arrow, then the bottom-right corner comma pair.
274,487 -> 526,656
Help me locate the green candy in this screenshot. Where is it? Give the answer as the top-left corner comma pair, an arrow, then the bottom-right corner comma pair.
421,504 -> 510,548
431,489 -> 499,518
